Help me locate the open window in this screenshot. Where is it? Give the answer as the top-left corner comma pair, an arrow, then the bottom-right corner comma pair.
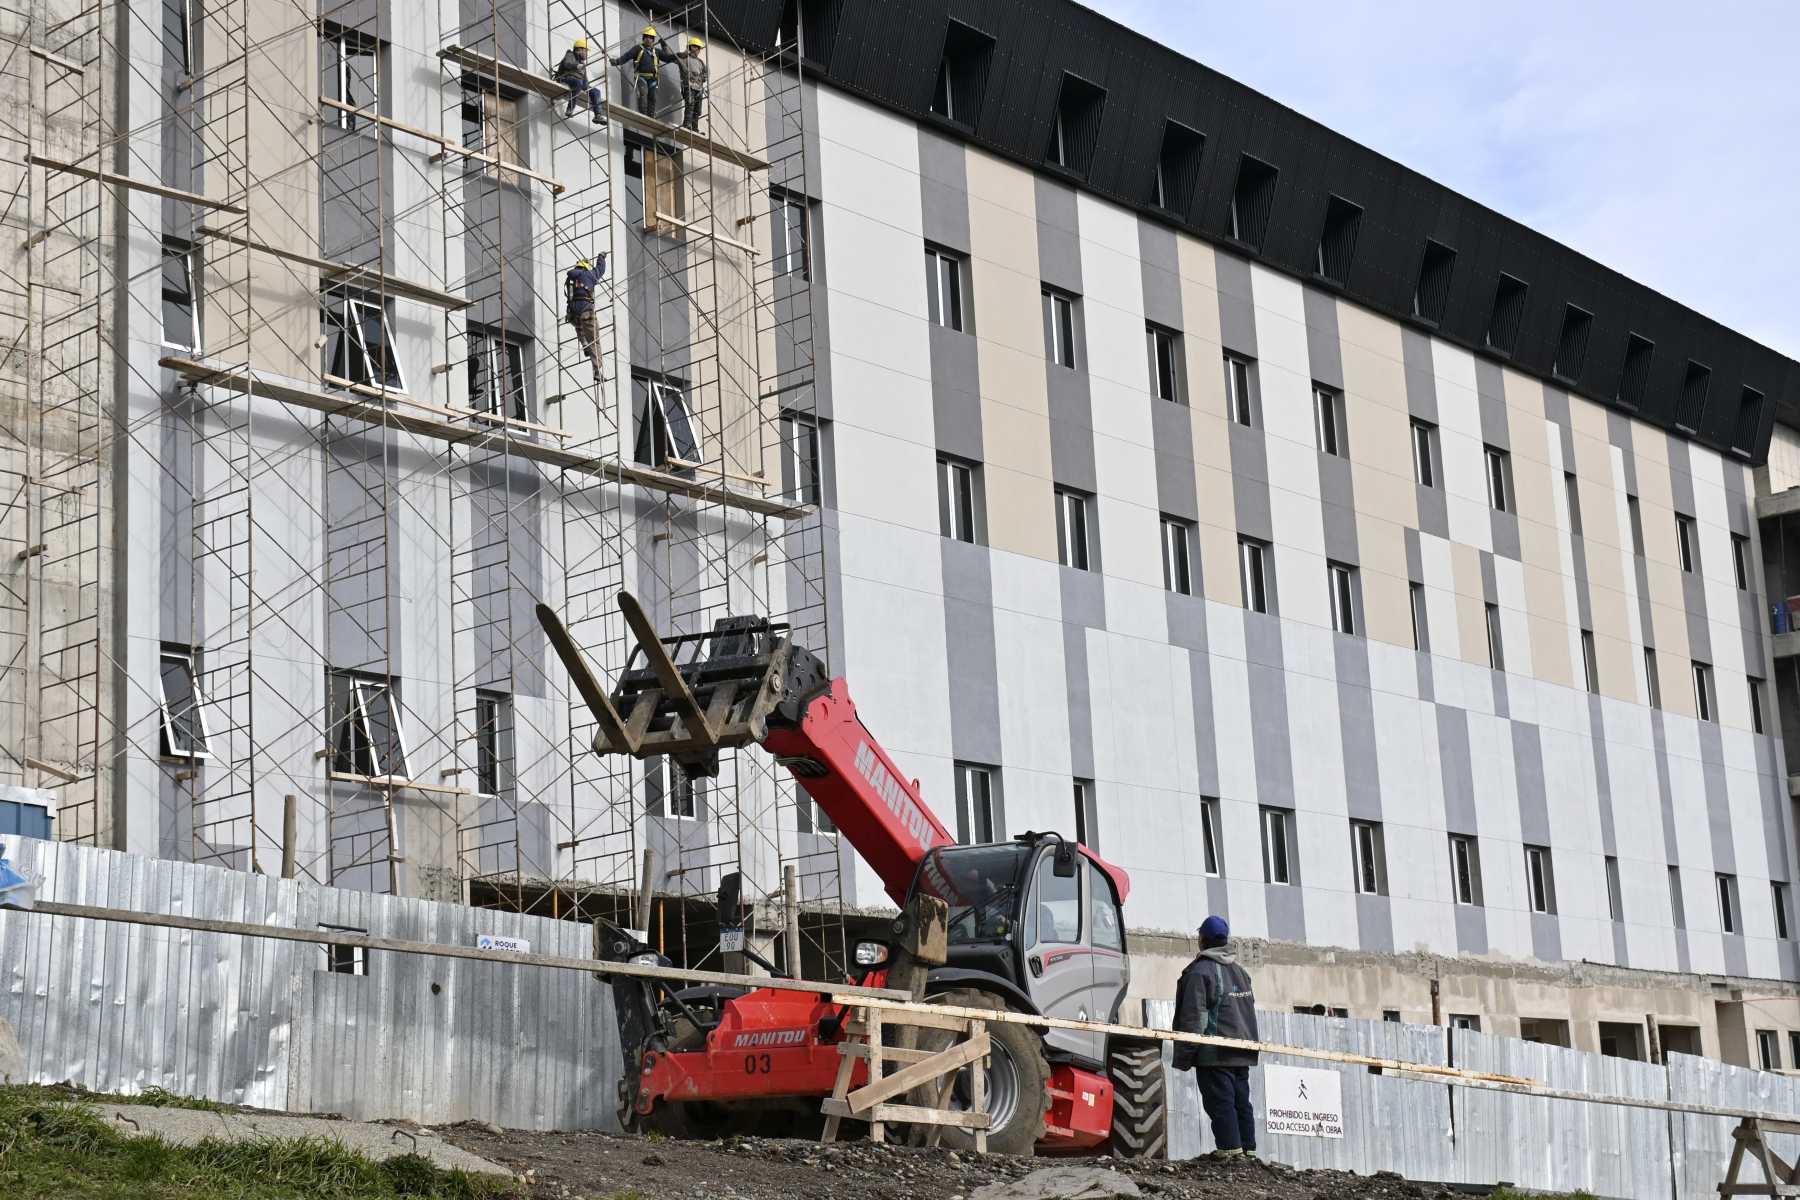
157,644 -> 212,759
779,409 -> 822,505
1152,120 -> 1204,215
161,238 -> 200,353
770,187 -> 812,280
1484,273 -> 1529,354
1676,360 -> 1711,433
1228,154 -> 1279,250
626,139 -> 684,234
323,292 -> 404,391
1734,386 -> 1765,456
1412,239 -> 1456,324
1046,73 -> 1106,177
1616,333 -> 1654,409
1554,304 -> 1593,382
459,77 -> 524,181
632,373 -> 701,468
1314,195 -> 1363,286
467,325 -> 531,422
328,670 -> 410,780
645,755 -> 707,820
474,690 -> 512,796
321,22 -> 381,130
930,19 -> 995,126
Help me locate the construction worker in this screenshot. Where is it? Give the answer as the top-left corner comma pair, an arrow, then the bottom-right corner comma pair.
613,26 -> 675,118
678,37 -> 708,131
554,37 -> 605,124
1172,916 -> 1261,1160
564,253 -> 607,384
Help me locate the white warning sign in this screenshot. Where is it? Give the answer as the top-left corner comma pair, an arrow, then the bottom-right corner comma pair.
1263,1064 -> 1344,1138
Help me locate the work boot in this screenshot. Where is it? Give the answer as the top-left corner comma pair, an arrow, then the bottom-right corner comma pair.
1214,1148 -> 1244,1161
565,101 -> 578,117
591,113 -> 606,127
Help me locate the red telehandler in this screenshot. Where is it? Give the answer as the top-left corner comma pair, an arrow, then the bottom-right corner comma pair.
539,594 -> 1166,1157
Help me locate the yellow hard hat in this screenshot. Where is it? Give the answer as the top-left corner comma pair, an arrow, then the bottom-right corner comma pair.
688,37 -> 704,49
642,25 -> 658,37
572,37 -> 588,50
575,258 -> 591,269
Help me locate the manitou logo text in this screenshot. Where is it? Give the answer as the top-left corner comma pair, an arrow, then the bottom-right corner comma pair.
731,1030 -> 809,1048
853,741 -> 935,853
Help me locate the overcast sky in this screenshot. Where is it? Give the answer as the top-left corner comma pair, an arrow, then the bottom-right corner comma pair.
1077,0 -> 1800,359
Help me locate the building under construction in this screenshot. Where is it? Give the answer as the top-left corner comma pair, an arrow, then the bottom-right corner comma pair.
9,0 -> 1800,1067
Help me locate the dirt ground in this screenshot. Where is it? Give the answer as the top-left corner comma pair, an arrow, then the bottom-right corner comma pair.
442,1124 -> 1476,1200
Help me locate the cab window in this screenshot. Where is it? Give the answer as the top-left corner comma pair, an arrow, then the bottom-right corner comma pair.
1089,861 -> 1123,951
1029,851 -> 1082,946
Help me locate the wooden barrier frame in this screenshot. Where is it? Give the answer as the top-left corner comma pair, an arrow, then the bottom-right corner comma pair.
1715,1117 -> 1800,1197
820,1004 -> 991,1152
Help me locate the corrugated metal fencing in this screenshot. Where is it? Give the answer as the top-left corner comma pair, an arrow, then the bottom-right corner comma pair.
0,838 -> 619,1130
1147,999 -> 1794,1199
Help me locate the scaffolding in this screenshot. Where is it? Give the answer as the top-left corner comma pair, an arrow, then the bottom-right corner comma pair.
0,0 -> 843,973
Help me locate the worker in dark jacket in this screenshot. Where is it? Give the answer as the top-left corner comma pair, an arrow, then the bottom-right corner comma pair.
613,26 -> 675,117
553,38 -> 604,124
564,253 -> 607,384
1172,915 -> 1260,1158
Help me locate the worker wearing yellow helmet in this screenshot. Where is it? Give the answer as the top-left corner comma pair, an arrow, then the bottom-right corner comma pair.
678,36 -> 709,132
554,37 -> 605,126
565,253 -> 608,386
614,25 -> 676,117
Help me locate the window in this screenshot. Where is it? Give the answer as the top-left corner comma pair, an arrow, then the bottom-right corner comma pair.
1718,872 -> 1739,934
1227,153 -> 1279,250
157,644 -> 211,758
1554,304 -> 1593,381
644,756 -> 706,820
1351,820 -> 1386,896
1029,848 -> 1081,945
1411,420 -> 1437,487
1792,1032 -> 1800,1070
1484,603 -> 1505,672
632,373 -> 700,467
466,326 -> 530,422
771,188 -> 811,280
1734,387 -> 1766,456
328,670 -> 409,779
1580,629 -> 1599,694
1152,120 -> 1205,214
1089,861 -> 1122,951
1314,195 -> 1363,285
1732,534 -> 1751,590
1524,845 -> 1557,915
780,410 -> 822,505
323,293 -> 404,391
459,83 -> 521,180
321,925 -> 368,976
321,22 -> 380,130
1313,385 -> 1345,456
1758,1029 -> 1781,1072
1774,882 -> 1791,940
474,690 -> 511,796
1605,856 -> 1623,922
1239,536 -> 1271,614
1617,333 -> 1655,409
1676,360 -> 1711,433
1485,445 -> 1512,513
1564,472 -> 1583,536
1054,487 -> 1092,571
1199,797 -> 1221,876
161,238 -> 200,353
1161,516 -> 1194,595
1644,647 -> 1662,709
1045,72 -> 1105,176
1520,1018 -> 1573,1048
1450,1014 -> 1482,1032
1412,240 -> 1457,324
1147,323 -> 1183,403
1072,778 -> 1095,848
1042,286 -> 1079,369
1693,662 -> 1714,723
924,245 -> 966,332
937,456 -> 978,543
1751,677 -> 1766,735
798,796 -> 837,836
1260,806 -> 1295,885
1484,273 -> 1529,354
1449,834 -> 1484,906
929,20 -> 995,124
1668,865 -> 1686,929
1383,1010 -> 1402,1023
1409,581 -> 1428,651
1327,562 -> 1358,636
624,139 -> 685,233
1627,495 -> 1646,556
1675,514 -> 1697,572
1224,353 -> 1255,426
955,762 -> 998,844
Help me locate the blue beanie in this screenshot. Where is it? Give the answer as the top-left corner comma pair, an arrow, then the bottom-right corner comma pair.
1199,915 -> 1229,947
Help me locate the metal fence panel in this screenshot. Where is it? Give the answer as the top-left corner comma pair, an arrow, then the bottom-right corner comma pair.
0,838 -> 618,1130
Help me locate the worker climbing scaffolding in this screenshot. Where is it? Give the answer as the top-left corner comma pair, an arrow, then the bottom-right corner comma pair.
565,253 -> 607,385
614,26 -> 676,118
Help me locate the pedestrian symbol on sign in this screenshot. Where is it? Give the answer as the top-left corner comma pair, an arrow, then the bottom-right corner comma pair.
1298,1080 -> 1310,1100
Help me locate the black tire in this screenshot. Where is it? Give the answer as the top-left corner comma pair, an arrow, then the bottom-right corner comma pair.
1107,1041 -> 1166,1159
904,988 -> 1051,1156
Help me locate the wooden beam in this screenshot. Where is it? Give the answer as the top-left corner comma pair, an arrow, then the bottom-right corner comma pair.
27,45 -> 85,75
846,1031 -> 988,1115
318,98 -> 566,195
160,355 -> 814,520
197,225 -> 469,311
28,154 -> 245,214
818,1098 -> 988,1129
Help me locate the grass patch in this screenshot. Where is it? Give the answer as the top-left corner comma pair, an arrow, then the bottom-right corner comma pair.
0,1085 -> 515,1198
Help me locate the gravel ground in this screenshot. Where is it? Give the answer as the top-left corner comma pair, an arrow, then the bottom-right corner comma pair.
442,1125 -> 1476,1200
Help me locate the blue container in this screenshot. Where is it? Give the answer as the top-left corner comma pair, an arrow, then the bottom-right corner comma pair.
0,799 -> 53,840
1777,604 -> 1792,636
